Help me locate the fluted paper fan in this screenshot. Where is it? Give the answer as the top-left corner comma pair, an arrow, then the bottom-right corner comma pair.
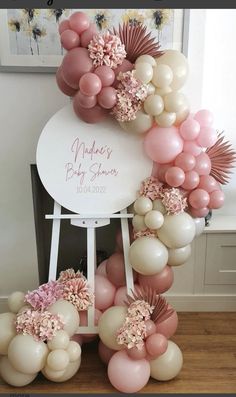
125,286 -> 174,324
206,132 -> 236,185
113,23 -> 163,63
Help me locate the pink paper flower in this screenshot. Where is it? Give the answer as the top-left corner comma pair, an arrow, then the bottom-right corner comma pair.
140,177 -> 164,200
25,281 -> 63,311
134,229 -> 156,240
88,32 -> 126,69
161,187 -> 188,215
62,277 -> 94,311
58,268 -> 86,282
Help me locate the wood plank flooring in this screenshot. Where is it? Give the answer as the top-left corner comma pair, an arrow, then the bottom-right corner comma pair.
0,312 -> 236,394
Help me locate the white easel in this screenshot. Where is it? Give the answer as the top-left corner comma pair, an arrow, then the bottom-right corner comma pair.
46,201 -> 134,334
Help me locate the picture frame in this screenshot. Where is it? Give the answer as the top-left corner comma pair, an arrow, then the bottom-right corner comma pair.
0,9 -> 190,73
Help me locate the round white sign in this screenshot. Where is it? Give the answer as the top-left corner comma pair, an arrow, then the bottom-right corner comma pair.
37,105 -> 153,215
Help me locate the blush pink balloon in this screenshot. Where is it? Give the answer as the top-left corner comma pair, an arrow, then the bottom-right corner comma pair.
60,29 -> 80,50
98,341 -> 115,365
197,127 -> 217,148
95,275 -> 116,310
95,66 -> 115,87
114,284 -> 140,306
181,170 -> 200,190
157,163 -> 173,182
165,166 -> 185,187
69,11 -> 90,34
198,175 -> 219,193
189,188 -> 210,209
95,260 -> 108,277
180,118 -> 200,140
107,253 -> 126,287
56,67 -> 77,97
98,87 -> 117,109
209,190 -> 225,209
59,19 -> 70,34
138,265 -> 174,294
79,72 -> 102,96
175,152 -> 196,171
194,152 -> 211,176
145,320 -> 157,337
62,47 -> 94,89
183,141 -> 202,156
127,345 -> 147,360
144,126 -> 184,164
74,91 -> 97,109
194,109 -> 214,127
146,333 -> 168,358
190,206 -> 209,218
108,350 -> 150,393
155,307 -> 178,338
73,102 -> 108,123
80,23 -> 97,47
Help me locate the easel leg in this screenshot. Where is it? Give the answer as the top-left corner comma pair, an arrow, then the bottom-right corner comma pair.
48,201 -> 61,281
121,208 -> 134,294
87,227 -> 96,330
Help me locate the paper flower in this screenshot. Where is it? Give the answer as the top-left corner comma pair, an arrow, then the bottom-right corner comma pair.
140,177 -> 164,200
161,187 -> 188,215
88,32 -> 126,69
134,229 -> 156,239
62,277 -> 94,311
58,268 -> 86,282
25,281 -> 63,311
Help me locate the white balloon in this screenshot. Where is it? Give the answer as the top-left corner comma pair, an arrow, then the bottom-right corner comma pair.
135,62 -> 153,84
150,341 -> 183,381
8,291 -> 25,314
66,341 -> 82,362
47,349 -> 70,371
42,365 -> 65,381
47,330 -> 70,350
155,111 -> 176,127
144,95 -> 164,116
0,312 -> 17,355
174,104 -> 190,126
42,358 -> 81,382
144,210 -> 164,230
152,64 -> 173,88
129,236 -> 168,275
164,91 -> 187,114
147,83 -> 156,95
136,54 -> 156,67
193,217 -> 205,236
0,356 -> 37,387
155,86 -> 172,97
48,299 -> 80,337
153,199 -> 167,214
132,214 -> 147,232
134,197 -> 153,216
155,50 -> 188,90
157,213 -> 196,248
168,245 -> 191,266
120,109 -> 153,135
98,306 -> 127,350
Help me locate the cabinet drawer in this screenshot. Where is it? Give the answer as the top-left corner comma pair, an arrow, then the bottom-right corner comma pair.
205,233 -> 236,285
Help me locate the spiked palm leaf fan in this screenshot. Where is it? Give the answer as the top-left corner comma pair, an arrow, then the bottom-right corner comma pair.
113,23 -> 163,63
125,286 -> 174,324
206,132 -> 236,185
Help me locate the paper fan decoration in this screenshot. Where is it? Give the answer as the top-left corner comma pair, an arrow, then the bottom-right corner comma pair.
206,132 -> 236,184
113,23 -> 163,63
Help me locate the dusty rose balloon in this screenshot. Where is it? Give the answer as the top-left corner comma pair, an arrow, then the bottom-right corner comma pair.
194,109 -> 214,127
144,126 -> 183,164
98,87 -> 117,109
56,67 -> 77,97
73,102 -> 108,123
197,127 -> 217,148
189,189 -> 210,209
209,190 -> 224,209
114,284 -> 140,306
180,118 -> 200,140
74,91 -> 97,109
95,260 -> 107,277
165,166 -> 185,187
60,29 -> 80,50
106,252 -> 126,287
98,340 -> 115,365
127,345 -> 147,360
190,206 -> 209,218
108,350 -> 150,393
95,66 -> 115,87
80,23 -> 97,47
175,152 -> 196,171
146,333 -> 168,357
194,152 -> 211,175
183,141 -> 202,156
59,19 -> 70,34
69,11 -> 90,34
198,175 -> 219,193
156,308 -> 178,338
157,163 -> 173,182
181,170 -> 200,190
79,72 -> 102,96
145,320 -> 157,337
62,47 -> 94,89
138,265 -> 174,294
95,275 -> 116,311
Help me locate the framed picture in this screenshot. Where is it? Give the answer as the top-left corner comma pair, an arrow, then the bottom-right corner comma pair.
0,9 -> 189,73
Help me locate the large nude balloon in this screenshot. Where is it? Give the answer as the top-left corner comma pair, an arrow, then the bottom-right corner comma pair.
157,213 -> 195,248
98,306 -> 127,350
120,109 -> 153,134
0,356 -> 37,387
155,50 -> 188,90
8,291 -> 25,314
150,341 -> 183,381
48,299 -> 80,337
0,312 -> 17,355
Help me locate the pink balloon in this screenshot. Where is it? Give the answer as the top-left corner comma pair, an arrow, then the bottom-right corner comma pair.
62,47 -> 94,89
114,59 -> 134,86
175,152 -> 196,171
95,260 -> 108,277
156,308 -> 178,338
145,320 -> 157,337
189,188 -> 210,209
198,175 -> 219,193
180,118 -> 200,140
79,72 -> 102,96
56,67 -> 77,97
114,284 -> 140,306
194,109 -> 214,127
95,275 -> 116,311
183,141 -> 202,156
74,91 -> 97,109
181,170 -> 200,190
194,152 -> 211,176
146,333 -> 168,358
107,253 -> 126,287
95,65 -> 115,87
127,345 -> 147,360
108,350 -> 150,393
59,19 -> 70,34
73,102 -> 108,123
197,127 -> 217,148
80,23 -> 97,47
190,206 -> 209,218
138,266 -> 174,294
98,87 -> 117,109
60,29 -> 80,50
98,340 -> 115,365
69,11 -> 90,35
144,126 -> 184,164
165,166 -> 185,187
209,190 -> 224,209
157,163 -> 173,182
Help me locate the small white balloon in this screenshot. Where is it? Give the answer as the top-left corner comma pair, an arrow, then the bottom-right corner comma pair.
98,306 -> 128,350
144,94 -> 164,116
120,109 -> 153,135
8,291 -> 25,314
157,213 -> 196,249
150,341 -> 183,381
66,341 -> 82,362
132,214 -> 147,232
0,356 -> 37,387
147,83 -> 156,95
144,210 -> 164,230
155,86 -> 172,96
135,62 -> 153,84
153,199 -> 167,214
47,330 -> 70,350
155,50 -> 188,90
136,55 -> 156,67
168,245 -> 191,266
175,103 -> 190,126
164,91 -> 187,114
48,299 -> 80,337
0,312 -> 17,355
47,349 -> 70,371
155,111 -> 176,127
152,64 -> 173,88
193,217 -> 205,236
53,358 -> 81,382
134,197 -> 153,216
42,365 -> 65,381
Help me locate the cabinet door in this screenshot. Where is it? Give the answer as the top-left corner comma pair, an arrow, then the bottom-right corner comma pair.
205,234 -> 236,285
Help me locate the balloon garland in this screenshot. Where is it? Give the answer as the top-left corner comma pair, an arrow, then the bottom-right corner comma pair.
1,10 -> 236,392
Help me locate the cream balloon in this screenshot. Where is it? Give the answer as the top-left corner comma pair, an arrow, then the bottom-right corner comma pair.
0,356 -> 37,387
66,341 -> 82,362
47,349 -> 70,371
155,86 -> 172,96
120,109 -> 153,134
0,312 -> 17,355
48,299 -> 80,337
164,91 -> 187,114
134,196 -> 153,215
136,54 -> 156,67
135,62 -> 153,84
17,304 -> 32,314
144,210 -> 164,230
157,213 -> 195,249
98,306 -> 128,350
153,199 -> 167,214
129,237 -> 168,275
174,103 -> 190,126
47,330 -> 70,350
155,111 -> 176,127
150,341 -> 183,381
168,245 -> 191,266
8,291 -> 25,314
144,95 -> 164,116
155,50 -> 188,90
42,357 -> 81,382
193,217 -> 205,236
42,365 -> 65,380
152,64 -> 173,88
8,334 -> 49,374
147,83 -> 156,95
132,214 -> 147,232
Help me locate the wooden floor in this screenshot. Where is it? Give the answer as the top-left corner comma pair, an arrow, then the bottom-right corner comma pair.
0,312 -> 236,394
